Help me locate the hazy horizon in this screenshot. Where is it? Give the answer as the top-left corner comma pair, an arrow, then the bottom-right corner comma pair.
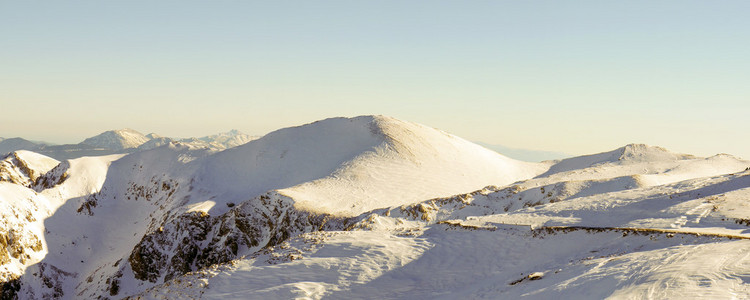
2,1 -> 749,159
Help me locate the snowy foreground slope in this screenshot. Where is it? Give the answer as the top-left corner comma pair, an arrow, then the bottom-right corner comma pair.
0,116 -> 545,299
134,146 -> 750,299
0,116 -> 748,299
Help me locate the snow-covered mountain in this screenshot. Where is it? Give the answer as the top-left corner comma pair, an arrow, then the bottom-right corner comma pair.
195,129 -> 257,149
0,129 -> 258,161
136,130 -> 258,152
193,116 -> 544,216
0,138 -> 45,156
80,129 -> 151,150
1,115 -> 749,299
139,141 -> 748,300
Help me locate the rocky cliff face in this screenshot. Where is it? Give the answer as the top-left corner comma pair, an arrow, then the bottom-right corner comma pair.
0,152 -> 58,188
122,192 -> 350,294
0,187 -> 50,300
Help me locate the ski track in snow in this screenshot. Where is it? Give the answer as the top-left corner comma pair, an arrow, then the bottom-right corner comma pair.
671,202 -> 714,229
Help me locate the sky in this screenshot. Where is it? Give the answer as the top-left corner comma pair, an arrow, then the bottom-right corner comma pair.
1,1 -> 749,159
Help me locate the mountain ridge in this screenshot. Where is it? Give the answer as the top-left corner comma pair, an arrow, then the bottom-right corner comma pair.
1,115 -> 749,299
81,128 -> 150,150
0,129 -> 258,160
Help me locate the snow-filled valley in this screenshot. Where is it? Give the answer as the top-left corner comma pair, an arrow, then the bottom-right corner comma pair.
1,115 -> 749,299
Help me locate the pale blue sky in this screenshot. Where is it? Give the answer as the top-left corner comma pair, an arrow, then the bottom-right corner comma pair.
1,1 -> 749,158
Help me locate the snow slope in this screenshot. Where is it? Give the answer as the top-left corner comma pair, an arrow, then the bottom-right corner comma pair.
0,153 -> 123,298
135,142 -> 750,300
1,115 -> 548,299
192,116 -> 546,216
3,116 -> 750,299
147,228 -> 746,300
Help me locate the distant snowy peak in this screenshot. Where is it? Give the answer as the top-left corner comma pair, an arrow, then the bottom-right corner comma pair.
541,143 -> 697,177
176,137 -> 216,149
145,133 -> 162,139
196,115 -> 547,217
137,137 -> 174,150
196,129 -> 257,149
616,143 -> 695,161
81,129 -> 150,150
0,137 -> 44,155
123,130 -> 257,151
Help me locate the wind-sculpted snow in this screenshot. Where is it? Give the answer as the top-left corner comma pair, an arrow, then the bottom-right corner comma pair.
2,116 -> 750,299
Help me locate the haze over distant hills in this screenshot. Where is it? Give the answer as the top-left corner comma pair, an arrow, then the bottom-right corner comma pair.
1,115 -> 749,299
475,142 -> 571,162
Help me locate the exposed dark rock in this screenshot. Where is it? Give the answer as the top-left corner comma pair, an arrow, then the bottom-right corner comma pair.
126,192 -> 350,285
0,276 -> 21,300
33,161 -> 70,191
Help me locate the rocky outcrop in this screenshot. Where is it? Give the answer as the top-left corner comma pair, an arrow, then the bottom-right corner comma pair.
32,161 -> 69,191
0,205 -> 47,299
124,192 -> 351,291
0,153 -> 43,187
0,198 -> 46,282
0,276 -> 20,300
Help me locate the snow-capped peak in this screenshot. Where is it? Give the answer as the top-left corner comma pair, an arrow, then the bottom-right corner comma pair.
196,129 -> 257,149
194,115 -> 547,216
145,133 -> 162,139
81,129 -> 150,150
616,143 -> 695,162
539,143 -> 696,177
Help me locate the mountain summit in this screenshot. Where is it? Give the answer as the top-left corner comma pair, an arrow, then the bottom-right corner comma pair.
196,129 -> 256,149
194,115 -> 547,216
81,129 -> 150,150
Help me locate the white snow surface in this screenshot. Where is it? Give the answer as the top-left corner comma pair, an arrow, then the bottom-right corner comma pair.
195,129 -> 257,149
10,151 -> 59,175
82,129 -> 151,150
194,116 -> 546,216
2,115 -> 750,299
135,137 -> 750,299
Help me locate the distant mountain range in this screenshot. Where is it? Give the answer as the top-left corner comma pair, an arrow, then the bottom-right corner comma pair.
1,129 -> 566,163
0,129 -> 258,160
